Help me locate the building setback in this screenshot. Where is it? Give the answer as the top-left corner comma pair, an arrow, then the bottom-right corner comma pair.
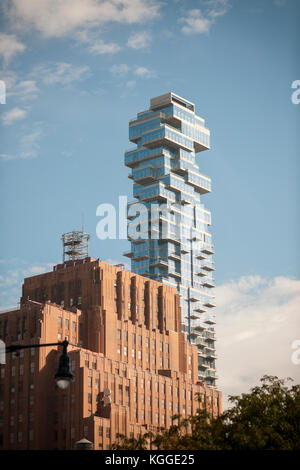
125,92 -> 217,386
0,257 -> 222,450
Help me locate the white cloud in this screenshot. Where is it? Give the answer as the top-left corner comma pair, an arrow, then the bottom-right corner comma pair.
31,62 -> 90,85
110,64 -> 130,76
7,0 -> 161,38
180,0 -> 231,35
0,70 -> 39,101
126,80 -> 136,88
0,260 -> 55,310
1,107 -> 27,125
215,275 -> 300,409
127,31 -> 151,49
0,33 -> 26,65
0,125 -> 43,160
181,9 -> 211,34
76,30 -> 121,55
134,66 -> 155,78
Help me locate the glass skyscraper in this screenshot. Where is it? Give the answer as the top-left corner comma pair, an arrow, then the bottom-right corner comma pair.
124,92 -> 217,387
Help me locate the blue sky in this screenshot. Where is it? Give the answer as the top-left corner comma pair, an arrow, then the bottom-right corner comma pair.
0,0 -> 299,403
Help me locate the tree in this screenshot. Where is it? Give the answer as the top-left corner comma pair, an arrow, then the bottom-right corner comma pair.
111,376 -> 300,450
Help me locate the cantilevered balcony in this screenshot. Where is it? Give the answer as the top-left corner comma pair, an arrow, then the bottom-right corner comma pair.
201,244 -> 215,255
202,259 -> 215,271
187,171 -> 211,194
202,278 -> 215,288
123,250 -> 133,258
149,258 -> 168,269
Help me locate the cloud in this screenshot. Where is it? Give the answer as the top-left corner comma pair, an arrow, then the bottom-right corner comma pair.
7,0 -> 161,38
31,62 -> 90,85
0,260 -> 55,310
0,70 -> 39,102
0,33 -> 26,65
76,30 -> 121,55
1,107 -> 27,125
215,275 -> 300,409
127,31 -> 151,49
110,63 -> 130,76
134,66 -> 155,78
0,125 -> 43,161
180,0 -> 231,35
181,9 -> 211,34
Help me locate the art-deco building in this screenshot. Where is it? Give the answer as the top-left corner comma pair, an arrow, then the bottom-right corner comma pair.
0,252 -> 221,450
124,93 -> 217,386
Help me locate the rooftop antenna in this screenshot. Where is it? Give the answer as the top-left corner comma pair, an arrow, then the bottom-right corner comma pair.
61,229 -> 90,263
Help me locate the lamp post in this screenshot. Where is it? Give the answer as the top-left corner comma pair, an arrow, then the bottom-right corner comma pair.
6,339 -> 74,389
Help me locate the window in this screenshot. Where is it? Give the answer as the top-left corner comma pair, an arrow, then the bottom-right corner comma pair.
18,415 -> 22,423
10,416 -> 14,426
84,426 -> 88,438
146,337 -> 149,348
71,428 -> 75,439
138,350 -> 142,360
99,425 -> 103,436
131,348 -> 135,358
29,430 -> 34,441
88,393 -> 92,404
141,379 -> 144,389
159,341 -> 163,351
58,317 -> 62,328
117,329 -> 121,339
11,366 -> 15,377
58,333 -> 62,341
106,427 -> 111,438
72,322 -> 76,332
123,346 -> 128,357
10,433 -> 14,444
117,344 -> 121,355
132,333 -> 136,344
124,331 -> 128,342
188,355 -> 192,365
152,339 -> 156,349
18,431 -> 22,443
88,377 -> 92,387
30,362 -> 34,374
65,319 -> 69,330
138,335 -> 142,346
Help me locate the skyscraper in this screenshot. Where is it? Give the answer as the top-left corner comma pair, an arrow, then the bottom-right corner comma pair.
124,92 -> 217,387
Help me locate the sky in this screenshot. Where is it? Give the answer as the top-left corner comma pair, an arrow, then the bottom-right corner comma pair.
0,0 -> 299,408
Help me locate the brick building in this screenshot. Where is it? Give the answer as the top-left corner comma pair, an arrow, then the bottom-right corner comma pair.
0,257 -> 222,450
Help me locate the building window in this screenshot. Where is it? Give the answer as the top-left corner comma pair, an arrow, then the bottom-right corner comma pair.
72,322 -> 76,332
10,416 -> 14,426
124,331 -> 128,342
84,426 -> 88,438
138,335 -> 142,346
131,348 -> 135,358
123,346 -> 128,357
159,341 -> 163,352
132,333 -> 136,344
152,339 -> 156,350
141,379 -> 144,389
138,350 -> 142,360
88,393 -> 92,404
29,430 -> 34,441
117,329 -> 121,340
146,337 -> 149,348
71,428 -> 75,439
58,317 -> 62,328
106,427 -> 111,438
18,414 -> 22,423
188,355 -> 192,365
30,362 -> 34,374
117,344 -> 121,355
10,433 -> 14,444
18,432 -> 22,443
88,377 -> 92,387
65,319 -> 69,330
11,366 -> 15,377
58,333 -> 62,340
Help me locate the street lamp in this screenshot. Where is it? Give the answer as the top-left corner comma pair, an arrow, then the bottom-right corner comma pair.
6,339 -> 74,389
55,340 -> 74,389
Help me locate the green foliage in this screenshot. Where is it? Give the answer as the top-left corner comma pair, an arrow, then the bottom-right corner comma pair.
111,376 -> 300,450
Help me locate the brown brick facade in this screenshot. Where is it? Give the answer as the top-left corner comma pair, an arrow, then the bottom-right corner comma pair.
0,258 -> 222,449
